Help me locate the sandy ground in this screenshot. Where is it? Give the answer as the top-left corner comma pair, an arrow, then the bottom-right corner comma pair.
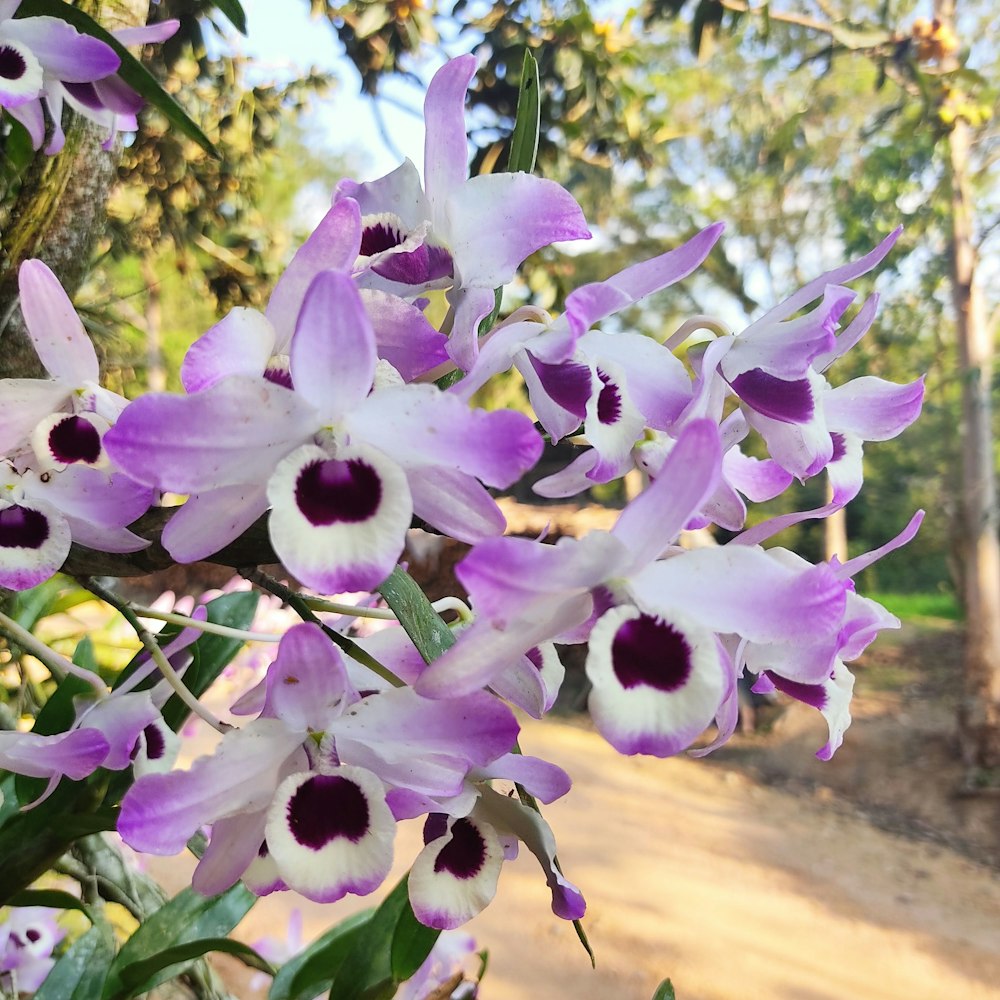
147,712 -> 1000,1000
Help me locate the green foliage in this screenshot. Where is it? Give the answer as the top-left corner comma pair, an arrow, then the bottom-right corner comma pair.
652,979 -> 677,1000
101,883 -> 257,999
34,922 -> 117,1000
867,591 -> 962,622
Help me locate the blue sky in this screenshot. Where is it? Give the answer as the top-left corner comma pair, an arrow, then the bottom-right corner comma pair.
234,0 -> 435,177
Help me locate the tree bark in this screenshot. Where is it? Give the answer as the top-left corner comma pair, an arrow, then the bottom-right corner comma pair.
948,111 -> 1000,772
0,0 -> 149,379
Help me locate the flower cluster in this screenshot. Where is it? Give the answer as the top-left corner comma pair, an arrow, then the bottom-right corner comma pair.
0,54 -> 924,933
0,2 -> 177,151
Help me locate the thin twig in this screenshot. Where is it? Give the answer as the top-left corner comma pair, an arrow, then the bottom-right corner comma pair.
132,605 -> 282,643
239,568 -> 405,688
0,608 -> 107,697
77,578 -> 230,734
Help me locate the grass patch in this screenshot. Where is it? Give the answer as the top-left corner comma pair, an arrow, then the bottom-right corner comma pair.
867,591 -> 962,622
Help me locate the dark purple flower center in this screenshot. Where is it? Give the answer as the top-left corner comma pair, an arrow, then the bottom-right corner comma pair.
527,355 -> 590,419
433,818 -> 487,879
286,775 -> 370,849
596,369 -> 622,425
526,647 -> 544,671
264,366 -> 294,390
24,928 -> 41,944
611,613 -> 692,692
765,671 -> 828,710
730,369 -> 814,423
295,458 -> 381,525
373,242 -> 454,286
0,46 -> 27,81
48,415 -> 101,464
63,80 -> 105,110
143,723 -> 166,760
360,220 -> 406,256
830,431 -> 847,463
0,505 -> 49,550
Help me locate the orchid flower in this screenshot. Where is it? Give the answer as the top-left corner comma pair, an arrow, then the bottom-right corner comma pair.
0,260 -> 151,590
106,259 -> 542,594
335,54 -> 591,370
0,4 -> 178,152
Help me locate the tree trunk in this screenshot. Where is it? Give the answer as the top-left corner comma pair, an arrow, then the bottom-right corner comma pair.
948,111 -> 1000,772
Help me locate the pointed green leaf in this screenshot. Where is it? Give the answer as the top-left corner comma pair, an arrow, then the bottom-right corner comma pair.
508,49 -> 540,173
34,922 -> 116,1000
210,0 -> 248,34
378,568 -> 455,665
652,979 -> 677,1000
102,883 -> 256,1000
7,889 -> 95,921
269,911 -> 373,1000
15,0 -> 219,157
117,937 -> 273,995
327,876 -> 440,1000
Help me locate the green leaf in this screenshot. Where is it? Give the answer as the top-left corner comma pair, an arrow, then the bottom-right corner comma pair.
327,876 -> 440,1000
117,937 -> 273,993
35,922 -> 116,1000
7,889 -> 95,921
16,0 -> 219,158
160,590 -> 259,731
269,911 -> 373,1000
651,979 -> 677,1000
508,49 -> 540,173
378,567 -> 455,665
102,883 -> 256,1000
210,0 -> 248,34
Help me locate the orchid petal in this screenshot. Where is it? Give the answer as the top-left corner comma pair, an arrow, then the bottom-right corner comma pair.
0,498 -> 71,590
266,766 -> 395,903
408,466 -> 505,542
291,270 -> 375,415
104,376 -> 315,492
423,54 -> 476,220
161,482 -> 269,563
181,308 -> 274,393
17,259 -> 98,383
267,199 -> 362,350
409,814 -> 503,929
267,443 -> 412,594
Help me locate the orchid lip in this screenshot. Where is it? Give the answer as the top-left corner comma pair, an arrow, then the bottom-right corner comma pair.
0,44 -> 28,81
287,774 -> 370,848
295,457 -> 382,525
596,369 -> 622,425
731,369 -> 814,423
48,414 -> 102,464
0,505 -> 50,550
433,818 -> 488,879
612,613 -> 693,692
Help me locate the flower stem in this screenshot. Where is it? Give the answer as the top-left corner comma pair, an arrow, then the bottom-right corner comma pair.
664,313 -> 734,351
0,608 -> 107,697
239,568 -> 405,688
132,605 -> 282,644
77,578 -> 230,734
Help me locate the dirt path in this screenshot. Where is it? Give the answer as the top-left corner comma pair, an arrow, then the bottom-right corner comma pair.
149,714 -> 1000,1000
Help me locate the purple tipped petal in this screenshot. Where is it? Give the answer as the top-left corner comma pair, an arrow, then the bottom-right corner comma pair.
104,376 -> 316,493
409,814 -> 503,929
161,482 -> 269,563
0,500 -> 70,590
5,17 -> 119,81
350,384 -> 543,489
824,376 -> 925,441
267,199 -> 362,350
291,270 -> 375,415
362,289 -> 450,381
181,308 -> 275,393
423,54 -> 476,218
17,259 -> 99,384
266,766 -> 395,904
408,467 -> 505,543
0,728 -> 109,781
446,173 -> 590,287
